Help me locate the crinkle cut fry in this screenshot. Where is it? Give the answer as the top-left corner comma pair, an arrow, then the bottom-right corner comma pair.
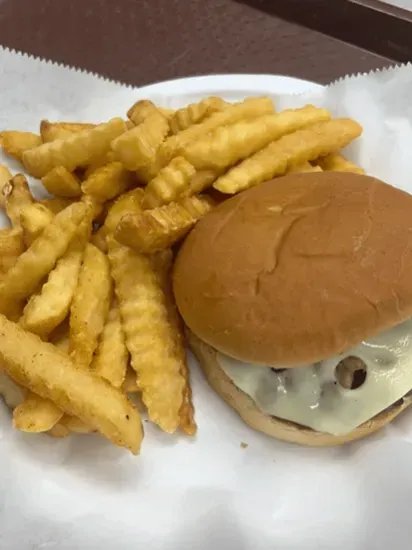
83,151 -> 116,178
0,314 -> 143,453
152,250 -> 196,435
16,213 -> 93,433
111,113 -> 169,171
108,237 -> 186,433
2,174 -> 35,228
23,118 -> 127,178
20,238 -> 85,338
91,299 -> 128,388
170,96 -> 229,134
104,188 -> 145,233
0,201 -> 89,317
213,118 -> 363,194
42,166 -> 82,198
142,157 -> 196,209
115,195 -> 214,254
69,243 -> 112,369
127,100 -> 167,126
316,153 -> 365,174
20,203 -> 55,247
38,197 -> 72,215
150,97 -> 275,178
0,228 -> 25,274
288,161 -> 322,173
81,161 -> 134,202
0,165 -> 12,192
181,105 -> 331,171
40,121 -> 96,143
0,131 -> 41,161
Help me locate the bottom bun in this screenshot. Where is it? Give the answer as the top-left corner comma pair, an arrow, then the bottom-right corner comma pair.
187,329 -> 412,446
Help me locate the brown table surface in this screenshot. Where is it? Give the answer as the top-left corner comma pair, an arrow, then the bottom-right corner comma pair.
0,0 -> 397,86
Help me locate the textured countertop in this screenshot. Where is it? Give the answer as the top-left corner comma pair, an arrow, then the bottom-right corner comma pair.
0,0 -> 396,85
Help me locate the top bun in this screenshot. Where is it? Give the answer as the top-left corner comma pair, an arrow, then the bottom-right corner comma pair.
173,172 -> 412,366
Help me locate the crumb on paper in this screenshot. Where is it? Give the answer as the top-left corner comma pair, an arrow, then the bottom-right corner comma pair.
240,442 -> 248,449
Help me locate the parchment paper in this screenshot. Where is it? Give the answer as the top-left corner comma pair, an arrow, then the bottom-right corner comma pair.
0,48 -> 412,550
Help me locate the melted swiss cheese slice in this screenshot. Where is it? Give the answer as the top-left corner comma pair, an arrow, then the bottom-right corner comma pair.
217,319 -> 412,435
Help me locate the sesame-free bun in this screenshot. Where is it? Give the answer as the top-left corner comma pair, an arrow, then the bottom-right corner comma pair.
187,329 -> 412,446
174,172 -> 412,366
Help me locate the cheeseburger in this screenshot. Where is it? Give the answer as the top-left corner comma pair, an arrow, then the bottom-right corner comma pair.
173,172 -> 412,446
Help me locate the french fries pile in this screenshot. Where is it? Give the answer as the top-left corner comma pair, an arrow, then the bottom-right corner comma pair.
0,95 -> 364,455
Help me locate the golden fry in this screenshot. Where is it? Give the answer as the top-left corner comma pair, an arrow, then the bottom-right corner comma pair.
288,161 -> 323,173
116,195 -> 214,253
0,131 -> 41,161
155,97 -> 275,175
135,157 -> 165,184
104,188 -> 144,233
52,122 -> 96,132
40,120 -> 96,143
42,166 -> 82,198
40,121 -> 72,143
92,189 -> 144,270
153,250 -> 196,435
182,106 -> 330,171
170,97 -> 229,134
13,392 -> 63,433
0,165 -> 12,191
111,112 -> 169,170
69,243 -> 112,369
108,237 -> 186,433
0,201 -> 89,316
2,174 -> 35,228
83,151 -> 116,178
317,153 -> 365,174
185,170 -> 220,195
0,228 -> 24,274
38,197 -> 73,215
20,239 -> 85,337
141,167 -> 219,196
15,212 -> 93,434
81,161 -> 134,202
158,107 -> 174,119
178,365 -> 197,435
81,193 -> 104,223
91,300 -> 128,388
0,315 -> 143,453
20,203 -> 54,247
23,118 -> 127,177
214,119 -> 363,194
142,156 -> 196,209
127,100 -> 166,126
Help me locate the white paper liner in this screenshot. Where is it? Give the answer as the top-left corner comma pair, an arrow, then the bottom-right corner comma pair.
0,47 -> 411,550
